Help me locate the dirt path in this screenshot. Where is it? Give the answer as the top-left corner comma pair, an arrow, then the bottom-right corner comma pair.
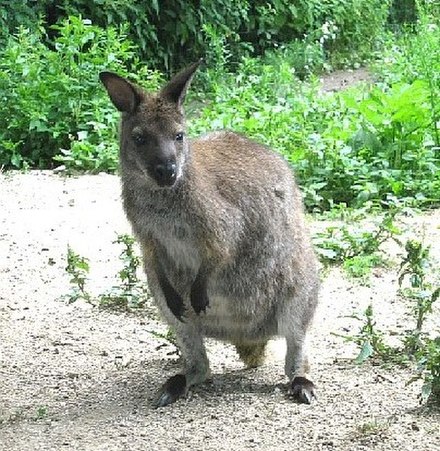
0,171 -> 439,451
320,68 -> 372,92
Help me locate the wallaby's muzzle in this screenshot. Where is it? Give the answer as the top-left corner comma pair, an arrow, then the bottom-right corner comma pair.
153,161 -> 177,187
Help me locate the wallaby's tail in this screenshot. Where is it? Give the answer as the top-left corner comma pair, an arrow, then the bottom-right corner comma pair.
234,341 -> 268,368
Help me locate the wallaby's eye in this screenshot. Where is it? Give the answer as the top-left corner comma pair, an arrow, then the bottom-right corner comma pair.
133,134 -> 146,146
175,132 -> 184,142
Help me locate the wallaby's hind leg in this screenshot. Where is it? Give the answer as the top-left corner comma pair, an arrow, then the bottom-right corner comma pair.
284,332 -> 316,404
154,322 -> 210,408
234,341 -> 268,368
279,295 -> 317,404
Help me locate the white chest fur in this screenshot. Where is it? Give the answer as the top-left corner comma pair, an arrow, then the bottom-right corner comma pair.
160,225 -> 200,271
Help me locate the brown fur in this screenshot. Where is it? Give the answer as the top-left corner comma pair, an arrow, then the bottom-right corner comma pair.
234,341 -> 268,368
100,61 -> 319,406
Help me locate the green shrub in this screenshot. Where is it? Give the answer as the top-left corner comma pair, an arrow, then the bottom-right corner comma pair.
376,4 -> 440,149
240,0 -> 390,68
47,0 -> 252,73
0,16 -> 161,170
0,0 -> 48,43
3,1 -> 391,73
339,82 -> 439,204
191,53 -> 439,210
264,39 -> 326,79
304,0 -> 391,67
389,0 -> 417,25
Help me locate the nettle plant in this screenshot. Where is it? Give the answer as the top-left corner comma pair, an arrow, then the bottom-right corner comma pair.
340,81 -> 439,203
399,239 -> 440,403
398,240 -> 440,352
99,234 -> 149,310
65,234 -> 148,309
66,246 -> 91,303
313,206 -> 401,279
336,237 -> 440,404
65,235 -> 176,348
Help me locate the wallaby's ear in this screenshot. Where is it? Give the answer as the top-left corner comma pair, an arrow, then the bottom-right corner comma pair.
99,72 -> 141,113
160,59 -> 202,109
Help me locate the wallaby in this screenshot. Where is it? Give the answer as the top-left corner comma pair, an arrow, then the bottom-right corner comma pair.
99,61 -> 319,407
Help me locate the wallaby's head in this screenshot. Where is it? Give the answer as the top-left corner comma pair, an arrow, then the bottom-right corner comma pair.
99,61 -> 201,188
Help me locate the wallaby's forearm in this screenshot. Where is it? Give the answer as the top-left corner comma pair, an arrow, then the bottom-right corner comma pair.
156,260 -> 186,321
190,265 -> 211,314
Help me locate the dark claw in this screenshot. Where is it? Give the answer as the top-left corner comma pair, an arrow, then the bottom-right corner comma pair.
190,272 -> 210,314
153,374 -> 187,408
289,376 -> 316,404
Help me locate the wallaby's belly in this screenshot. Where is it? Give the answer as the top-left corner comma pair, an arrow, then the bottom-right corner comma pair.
163,248 -> 284,340
125,181 -> 298,341
198,292 -> 280,341
149,219 -> 292,340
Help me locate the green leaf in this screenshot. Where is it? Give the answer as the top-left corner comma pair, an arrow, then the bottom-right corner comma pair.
420,382 -> 432,402
316,248 -> 338,260
355,340 -> 374,364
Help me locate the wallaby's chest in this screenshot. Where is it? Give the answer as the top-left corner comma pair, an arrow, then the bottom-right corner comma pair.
155,219 -> 200,271
124,189 -> 201,272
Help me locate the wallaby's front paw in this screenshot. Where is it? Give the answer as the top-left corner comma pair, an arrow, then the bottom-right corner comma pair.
153,374 -> 187,408
190,276 -> 210,314
157,268 -> 186,321
288,376 -> 316,404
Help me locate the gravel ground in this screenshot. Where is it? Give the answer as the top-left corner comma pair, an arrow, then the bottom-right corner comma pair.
0,170 -> 439,451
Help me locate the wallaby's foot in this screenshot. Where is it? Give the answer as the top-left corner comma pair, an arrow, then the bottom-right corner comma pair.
153,374 -> 187,407
190,273 -> 210,314
288,376 -> 316,404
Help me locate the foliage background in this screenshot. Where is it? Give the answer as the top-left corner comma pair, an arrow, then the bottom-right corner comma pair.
0,0 -> 438,210
1,0 -> 394,72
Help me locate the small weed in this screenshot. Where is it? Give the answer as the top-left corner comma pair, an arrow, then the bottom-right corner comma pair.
398,238 -> 440,402
65,234 -> 148,310
399,239 -> 440,354
99,234 -> 148,310
356,417 -> 389,436
338,236 -> 440,404
335,304 -> 393,364
412,336 -> 440,403
314,207 -> 401,279
343,254 -> 385,281
115,234 -> 142,293
65,246 -> 91,303
64,236 -> 176,349
34,406 -> 48,420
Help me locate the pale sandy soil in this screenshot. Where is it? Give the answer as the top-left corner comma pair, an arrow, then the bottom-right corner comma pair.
0,170 -> 439,451
320,67 -> 372,92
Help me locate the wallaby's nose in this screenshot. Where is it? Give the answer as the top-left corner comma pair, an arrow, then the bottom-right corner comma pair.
154,161 -> 177,186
